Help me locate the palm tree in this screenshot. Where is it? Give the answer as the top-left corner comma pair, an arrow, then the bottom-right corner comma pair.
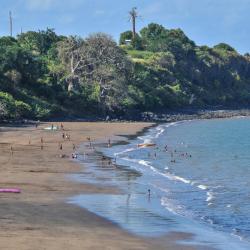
129,7 -> 138,40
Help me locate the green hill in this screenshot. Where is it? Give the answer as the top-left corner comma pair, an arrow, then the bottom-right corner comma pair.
1,24 -> 250,121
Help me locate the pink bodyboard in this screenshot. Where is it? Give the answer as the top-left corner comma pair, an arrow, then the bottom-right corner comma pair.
0,188 -> 21,193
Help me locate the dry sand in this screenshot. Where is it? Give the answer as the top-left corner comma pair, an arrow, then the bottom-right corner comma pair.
0,122 -> 210,250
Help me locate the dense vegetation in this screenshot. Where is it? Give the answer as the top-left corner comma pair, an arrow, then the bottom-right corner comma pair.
1,24 -> 250,120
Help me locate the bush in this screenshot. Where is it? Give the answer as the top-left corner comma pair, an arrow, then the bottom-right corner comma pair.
14,100 -> 32,118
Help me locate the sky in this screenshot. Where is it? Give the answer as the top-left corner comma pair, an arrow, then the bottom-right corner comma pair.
0,0 -> 250,54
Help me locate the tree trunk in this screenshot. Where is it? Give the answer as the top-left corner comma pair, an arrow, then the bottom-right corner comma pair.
132,17 -> 136,39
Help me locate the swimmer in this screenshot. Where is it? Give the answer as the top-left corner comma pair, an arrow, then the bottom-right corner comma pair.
108,139 -> 111,147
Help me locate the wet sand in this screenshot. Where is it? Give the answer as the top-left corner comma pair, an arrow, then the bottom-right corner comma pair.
0,122 -> 211,250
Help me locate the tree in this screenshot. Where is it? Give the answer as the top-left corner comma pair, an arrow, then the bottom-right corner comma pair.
213,43 -> 236,52
57,36 -> 86,91
119,31 -> 133,45
129,7 -> 139,40
17,28 -> 61,55
58,33 -> 131,113
83,33 -> 131,112
140,23 -> 168,51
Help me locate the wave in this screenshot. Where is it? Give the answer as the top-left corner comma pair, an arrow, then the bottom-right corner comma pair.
197,185 -> 208,190
137,121 -> 181,145
114,147 -> 137,157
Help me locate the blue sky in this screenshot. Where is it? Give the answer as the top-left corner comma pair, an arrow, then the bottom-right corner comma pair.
0,0 -> 250,54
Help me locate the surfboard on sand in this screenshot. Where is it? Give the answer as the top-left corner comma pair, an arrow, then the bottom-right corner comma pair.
0,188 -> 21,193
138,143 -> 156,148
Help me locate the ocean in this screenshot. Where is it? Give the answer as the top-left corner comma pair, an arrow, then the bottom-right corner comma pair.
69,117 -> 250,249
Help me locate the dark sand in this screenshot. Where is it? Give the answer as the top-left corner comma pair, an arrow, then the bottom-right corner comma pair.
0,122 -> 213,250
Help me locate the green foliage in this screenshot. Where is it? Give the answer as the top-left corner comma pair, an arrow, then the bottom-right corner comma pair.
0,92 -> 32,119
214,43 -> 236,52
0,24 -> 250,121
14,100 -> 32,118
119,31 -> 133,45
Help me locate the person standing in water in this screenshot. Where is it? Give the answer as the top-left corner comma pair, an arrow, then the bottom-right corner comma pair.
108,139 -> 111,148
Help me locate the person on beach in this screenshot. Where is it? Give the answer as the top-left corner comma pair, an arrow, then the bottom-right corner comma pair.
101,155 -> 107,165
59,143 -> 63,150
10,146 -> 13,156
51,124 -> 54,130
108,139 -> 111,148
62,133 -> 65,139
65,134 -> 71,141
71,153 -> 77,159
60,123 -> 64,130
73,144 -> 76,150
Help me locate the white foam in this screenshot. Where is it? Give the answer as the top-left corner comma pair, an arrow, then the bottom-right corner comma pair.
138,160 -> 151,167
114,147 -> 137,157
206,191 -> 215,202
123,155 -> 194,187
161,197 -> 179,215
198,185 -> 208,190
174,175 -> 191,184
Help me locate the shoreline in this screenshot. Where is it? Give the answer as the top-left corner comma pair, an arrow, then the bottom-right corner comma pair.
73,118 -> 250,250
1,108 -> 250,125
0,121 -> 208,250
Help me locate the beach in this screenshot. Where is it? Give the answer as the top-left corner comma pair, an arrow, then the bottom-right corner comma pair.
0,122 -> 206,250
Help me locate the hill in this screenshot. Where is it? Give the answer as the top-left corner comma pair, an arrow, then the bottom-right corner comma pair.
1,24 -> 250,121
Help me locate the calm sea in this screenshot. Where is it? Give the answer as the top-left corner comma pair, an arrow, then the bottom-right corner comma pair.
69,117 -> 250,250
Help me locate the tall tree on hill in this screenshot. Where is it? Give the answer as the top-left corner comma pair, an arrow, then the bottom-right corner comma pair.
129,7 -> 139,40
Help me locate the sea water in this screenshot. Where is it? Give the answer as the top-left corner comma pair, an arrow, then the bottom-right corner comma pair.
69,117 -> 250,249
